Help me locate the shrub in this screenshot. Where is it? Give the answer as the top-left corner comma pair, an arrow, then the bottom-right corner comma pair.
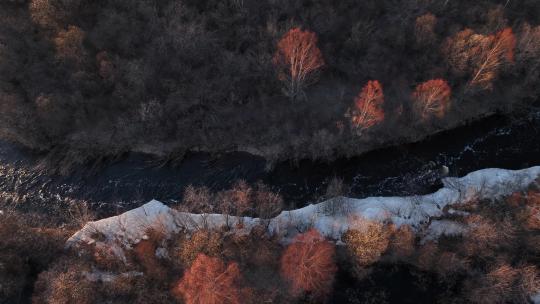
181,185 -> 214,213
33,261 -> 96,304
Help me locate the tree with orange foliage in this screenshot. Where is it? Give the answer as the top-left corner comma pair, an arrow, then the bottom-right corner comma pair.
346,80 -> 384,135
443,27 -> 516,91
273,28 -> 325,100
174,253 -> 243,304
412,79 -> 451,119
280,229 -> 336,299
468,28 -> 515,90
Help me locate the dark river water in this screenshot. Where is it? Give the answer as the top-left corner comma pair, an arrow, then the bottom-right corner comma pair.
0,110 -> 539,217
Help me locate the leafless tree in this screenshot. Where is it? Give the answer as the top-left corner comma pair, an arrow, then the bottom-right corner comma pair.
273,27 -> 325,100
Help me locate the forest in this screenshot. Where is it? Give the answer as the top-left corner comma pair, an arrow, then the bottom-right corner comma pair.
1,0 -> 540,169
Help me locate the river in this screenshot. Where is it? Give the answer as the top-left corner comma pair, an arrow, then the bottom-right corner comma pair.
0,111 -> 538,218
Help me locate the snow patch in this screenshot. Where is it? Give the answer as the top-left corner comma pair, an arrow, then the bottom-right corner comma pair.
68,166 -> 540,247
422,220 -> 467,243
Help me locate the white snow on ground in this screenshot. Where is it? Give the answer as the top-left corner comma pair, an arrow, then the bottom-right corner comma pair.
446,208 -> 470,216
68,166 -> 540,248
422,220 -> 467,243
66,166 -> 540,303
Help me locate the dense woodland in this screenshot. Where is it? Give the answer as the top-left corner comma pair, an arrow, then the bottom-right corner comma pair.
1,0 -> 540,169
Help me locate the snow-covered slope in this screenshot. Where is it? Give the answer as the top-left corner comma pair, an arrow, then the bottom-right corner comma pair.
68,166 -> 540,247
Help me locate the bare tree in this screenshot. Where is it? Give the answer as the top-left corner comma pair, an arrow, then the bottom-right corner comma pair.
273,27 -> 325,100
412,79 -> 451,119
181,185 -> 214,214
345,80 -> 385,135
253,182 -> 284,220
468,28 -> 515,90
320,177 -> 349,216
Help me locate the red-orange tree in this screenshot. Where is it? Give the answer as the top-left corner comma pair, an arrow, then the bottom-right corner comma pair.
280,229 -> 337,299
174,253 -> 243,304
273,27 -> 324,100
346,80 -> 384,134
412,79 -> 451,119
